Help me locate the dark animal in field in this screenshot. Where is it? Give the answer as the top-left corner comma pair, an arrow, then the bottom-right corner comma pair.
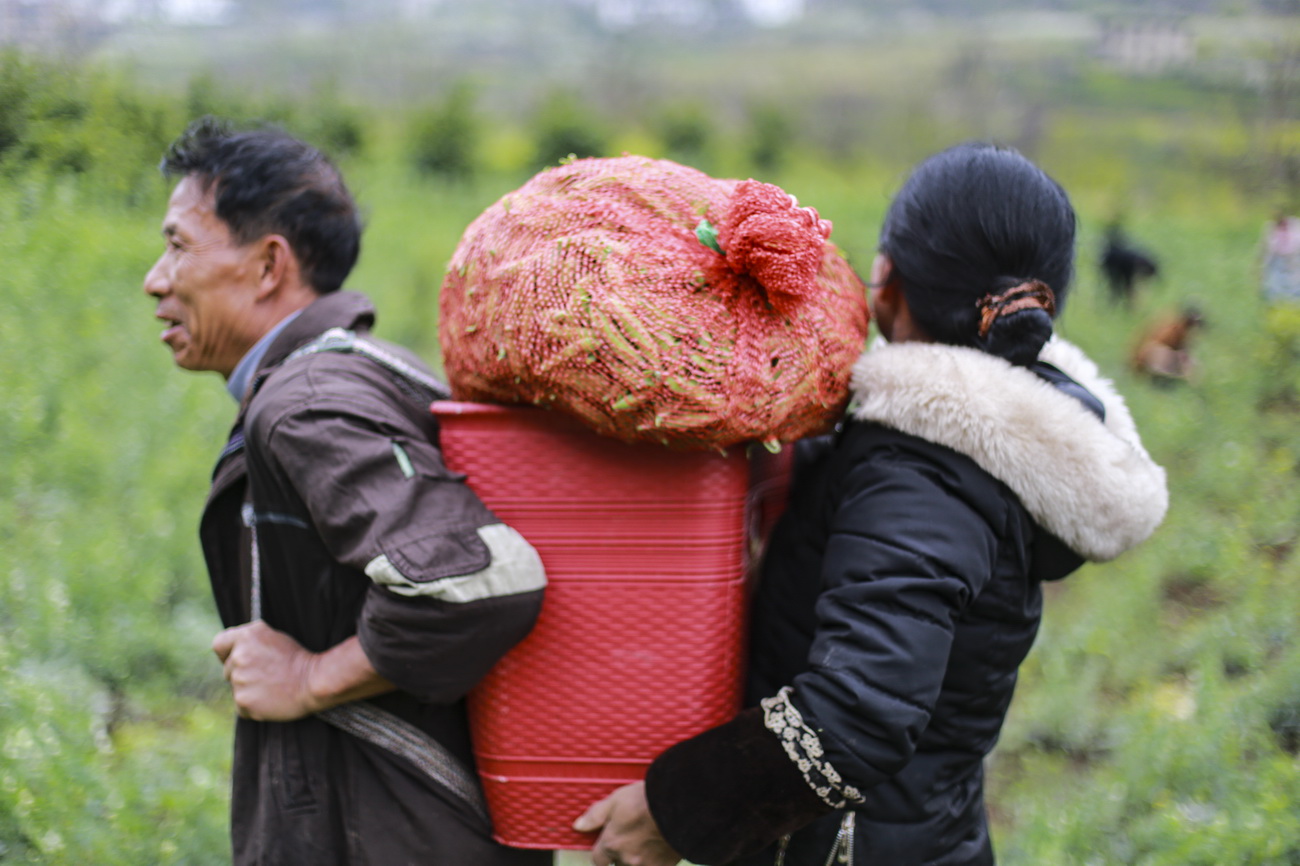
1100,226 -> 1159,304
1131,306 -> 1205,385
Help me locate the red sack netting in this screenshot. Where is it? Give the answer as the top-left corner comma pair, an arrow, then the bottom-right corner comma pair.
439,155 -> 870,450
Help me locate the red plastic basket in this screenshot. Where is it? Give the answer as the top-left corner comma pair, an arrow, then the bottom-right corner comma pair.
431,401 -> 790,849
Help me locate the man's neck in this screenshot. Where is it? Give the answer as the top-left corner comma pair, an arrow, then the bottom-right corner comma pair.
226,310 -> 304,402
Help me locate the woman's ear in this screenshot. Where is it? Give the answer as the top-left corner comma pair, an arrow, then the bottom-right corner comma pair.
867,254 -> 931,344
869,253 -> 894,289
869,254 -> 900,341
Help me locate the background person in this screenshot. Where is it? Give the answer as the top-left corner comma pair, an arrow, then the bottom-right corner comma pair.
143,116 -> 549,865
576,143 -> 1168,866
1261,210 -> 1300,303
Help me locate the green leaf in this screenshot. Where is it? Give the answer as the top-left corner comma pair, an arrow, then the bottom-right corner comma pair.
695,218 -> 723,255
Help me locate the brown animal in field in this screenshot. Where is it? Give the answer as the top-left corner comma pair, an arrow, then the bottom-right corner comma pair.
1131,306 -> 1205,384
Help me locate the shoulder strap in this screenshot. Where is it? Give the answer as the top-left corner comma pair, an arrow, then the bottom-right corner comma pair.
285,327 -> 451,400
241,588 -> 489,824
317,702 -> 490,828
242,528 -> 488,823
247,330 -> 486,824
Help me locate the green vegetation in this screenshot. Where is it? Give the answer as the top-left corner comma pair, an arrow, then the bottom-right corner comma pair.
529,88 -> 612,172
990,205 -> 1300,864
409,81 -> 482,182
2,8 -> 1300,860
0,143 -> 231,863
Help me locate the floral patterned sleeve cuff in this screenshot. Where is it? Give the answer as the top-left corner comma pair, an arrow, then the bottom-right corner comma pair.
761,686 -> 866,809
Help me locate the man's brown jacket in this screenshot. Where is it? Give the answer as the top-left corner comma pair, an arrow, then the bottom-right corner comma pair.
200,291 -> 548,865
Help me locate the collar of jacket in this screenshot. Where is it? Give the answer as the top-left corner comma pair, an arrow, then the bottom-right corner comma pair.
212,291 -> 379,503
849,337 -> 1168,562
236,290 -> 378,417
260,290 -> 377,375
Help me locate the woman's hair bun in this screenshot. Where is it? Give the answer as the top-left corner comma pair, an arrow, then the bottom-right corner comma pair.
976,278 -> 1056,365
877,142 -> 1076,363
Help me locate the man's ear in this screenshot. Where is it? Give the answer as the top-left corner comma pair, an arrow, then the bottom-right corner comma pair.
254,234 -> 298,300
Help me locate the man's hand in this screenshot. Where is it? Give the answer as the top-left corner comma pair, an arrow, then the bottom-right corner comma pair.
212,623 -> 395,722
212,621 -> 321,721
573,781 -> 682,866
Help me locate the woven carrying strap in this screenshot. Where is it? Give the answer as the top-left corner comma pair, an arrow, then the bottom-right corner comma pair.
285,327 -> 451,399
244,332 -> 486,825
317,702 -> 490,826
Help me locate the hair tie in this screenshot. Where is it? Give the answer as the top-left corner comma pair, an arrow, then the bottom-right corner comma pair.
977,280 -> 1056,338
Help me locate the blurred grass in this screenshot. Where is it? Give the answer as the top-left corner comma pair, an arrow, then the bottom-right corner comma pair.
0,171 -> 233,863
1,34 -> 1299,863
988,200 -> 1300,863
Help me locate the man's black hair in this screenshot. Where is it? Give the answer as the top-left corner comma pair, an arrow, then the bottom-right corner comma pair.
161,116 -> 361,294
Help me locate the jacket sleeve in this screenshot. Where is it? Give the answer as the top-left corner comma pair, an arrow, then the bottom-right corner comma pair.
645,446 -> 999,865
258,381 -> 545,703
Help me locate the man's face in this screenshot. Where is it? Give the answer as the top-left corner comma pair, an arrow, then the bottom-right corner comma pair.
143,175 -> 265,378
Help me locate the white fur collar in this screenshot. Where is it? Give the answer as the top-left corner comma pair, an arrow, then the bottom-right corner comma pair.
849,338 -> 1167,562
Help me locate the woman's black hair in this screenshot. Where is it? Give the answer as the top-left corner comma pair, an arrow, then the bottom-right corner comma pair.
160,116 -> 361,294
878,142 -> 1076,365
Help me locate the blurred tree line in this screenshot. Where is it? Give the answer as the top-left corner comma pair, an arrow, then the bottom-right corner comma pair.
8,2 -> 1300,212
0,47 -> 813,201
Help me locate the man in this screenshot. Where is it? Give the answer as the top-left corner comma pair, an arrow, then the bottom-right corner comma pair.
143,116 -> 549,865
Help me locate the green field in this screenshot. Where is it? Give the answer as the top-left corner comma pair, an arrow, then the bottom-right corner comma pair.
3,10 -> 1300,861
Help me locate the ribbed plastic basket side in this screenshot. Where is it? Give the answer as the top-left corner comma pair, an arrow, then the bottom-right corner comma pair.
432,401 -> 757,850
475,775 -> 632,851
433,399 -> 751,503
470,578 -> 748,759
472,574 -> 749,849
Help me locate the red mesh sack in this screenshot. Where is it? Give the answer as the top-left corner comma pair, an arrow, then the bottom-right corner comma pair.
439,155 -> 870,450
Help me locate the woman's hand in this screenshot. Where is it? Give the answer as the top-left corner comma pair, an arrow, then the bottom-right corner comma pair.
574,781 -> 683,866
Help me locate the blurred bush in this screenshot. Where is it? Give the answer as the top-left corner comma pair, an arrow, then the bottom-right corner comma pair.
650,100 -> 715,172
529,87 -> 608,170
745,100 -> 793,174
298,88 -> 367,161
0,52 -> 178,204
409,80 -> 480,181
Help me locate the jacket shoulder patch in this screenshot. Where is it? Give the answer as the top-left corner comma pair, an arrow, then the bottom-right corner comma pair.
366,524 -> 546,602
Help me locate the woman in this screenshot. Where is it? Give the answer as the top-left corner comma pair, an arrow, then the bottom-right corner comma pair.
575,143 -> 1168,866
